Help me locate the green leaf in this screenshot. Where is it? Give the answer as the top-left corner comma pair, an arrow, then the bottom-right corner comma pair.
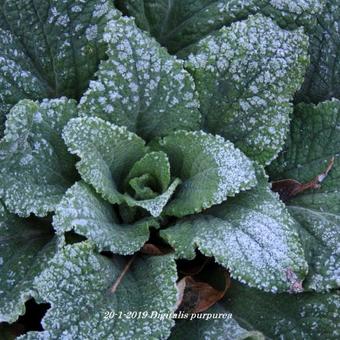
63,117 -> 179,216
53,181 -> 159,255
297,0 -> 340,103
125,151 -> 171,193
169,304 -> 264,340
289,207 -> 340,292
225,281 -> 340,340
23,242 -> 178,339
123,152 -> 182,217
153,130 -> 257,217
184,14 -> 309,165
0,0 -> 119,137
78,16 -> 201,141
0,200 -> 56,323
268,100 -> 340,291
0,98 -> 78,217
63,116 -> 147,204
116,0 -> 322,54
161,167 -> 308,292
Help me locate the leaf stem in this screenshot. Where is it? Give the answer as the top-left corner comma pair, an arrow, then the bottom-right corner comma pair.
110,253 -> 137,294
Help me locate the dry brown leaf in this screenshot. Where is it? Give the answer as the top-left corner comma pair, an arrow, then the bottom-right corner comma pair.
139,243 -> 172,255
271,157 -> 334,202
175,270 -> 230,313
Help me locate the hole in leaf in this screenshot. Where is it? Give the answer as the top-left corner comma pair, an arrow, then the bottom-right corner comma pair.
17,299 -> 50,332
1,298 -> 51,337
177,251 -> 211,276
100,250 -> 115,259
64,230 -> 88,245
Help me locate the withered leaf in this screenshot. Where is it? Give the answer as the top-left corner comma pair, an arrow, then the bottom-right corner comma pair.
271,157 -> 334,202
139,243 -> 172,255
175,270 -> 230,313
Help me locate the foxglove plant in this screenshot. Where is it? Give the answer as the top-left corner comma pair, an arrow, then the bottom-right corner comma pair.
0,0 -> 339,339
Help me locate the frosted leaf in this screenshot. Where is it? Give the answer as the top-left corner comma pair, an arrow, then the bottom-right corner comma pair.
0,99 -> 78,217
289,207 -> 340,292
268,100 -> 340,291
63,117 -> 147,204
78,16 -> 201,141
152,130 -> 257,217
170,304 -> 264,340
116,0 -> 322,54
297,0 -> 340,103
185,14 -> 309,165
123,152 -> 181,217
0,0 -> 119,137
161,167 -> 308,292
22,242 -> 178,339
0,200 -> 57,323
53,181 -> 159,254
63,117 -> 180,216
226,281 -> 340,339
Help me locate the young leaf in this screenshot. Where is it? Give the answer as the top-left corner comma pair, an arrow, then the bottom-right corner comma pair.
297,0 -> 340,103
161,167 -> 308,292
170,304 -> 264,340
225,281 -> 340,339
123,152 -> 182,217
268,100 -> 340,291
152,130 -> 257,217
116,0 -> 322,54
53,181 -> 159,255
0,0 -> 119,136
184,14 -> 309,165
63,117 -> 180,217
0,200 -> 56,323
0,98 -> 78,217
78,16 -> 201,141
63,117 -> 147,204
23,242 -> 178,339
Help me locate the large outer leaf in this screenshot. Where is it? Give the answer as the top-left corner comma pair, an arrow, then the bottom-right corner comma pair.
0,200 -> 56,323
170,304 -> 264,340
53,181 -> 159,255
116,0 -> 322,54
0,0 -> 118,136
23,242 -> 178,339
161,167 -> 308,292
184,14 -> 309,165
153,130 -> 257,217
268,100 -> 340,291
0,98 -> 78,217
297,0 -> 340,103
63,117 -> 179,217
79,16 -> 201,141
225,281 -> 340,340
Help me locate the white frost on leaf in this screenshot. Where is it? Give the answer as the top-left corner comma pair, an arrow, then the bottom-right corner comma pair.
23,242 -> 178,339
161,167 -> 308,292
0,98 -> 78,217
154,130 -> 257,217
53,181 -> 158,254
185,14 -> 309,165
78,16 -> 201,140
